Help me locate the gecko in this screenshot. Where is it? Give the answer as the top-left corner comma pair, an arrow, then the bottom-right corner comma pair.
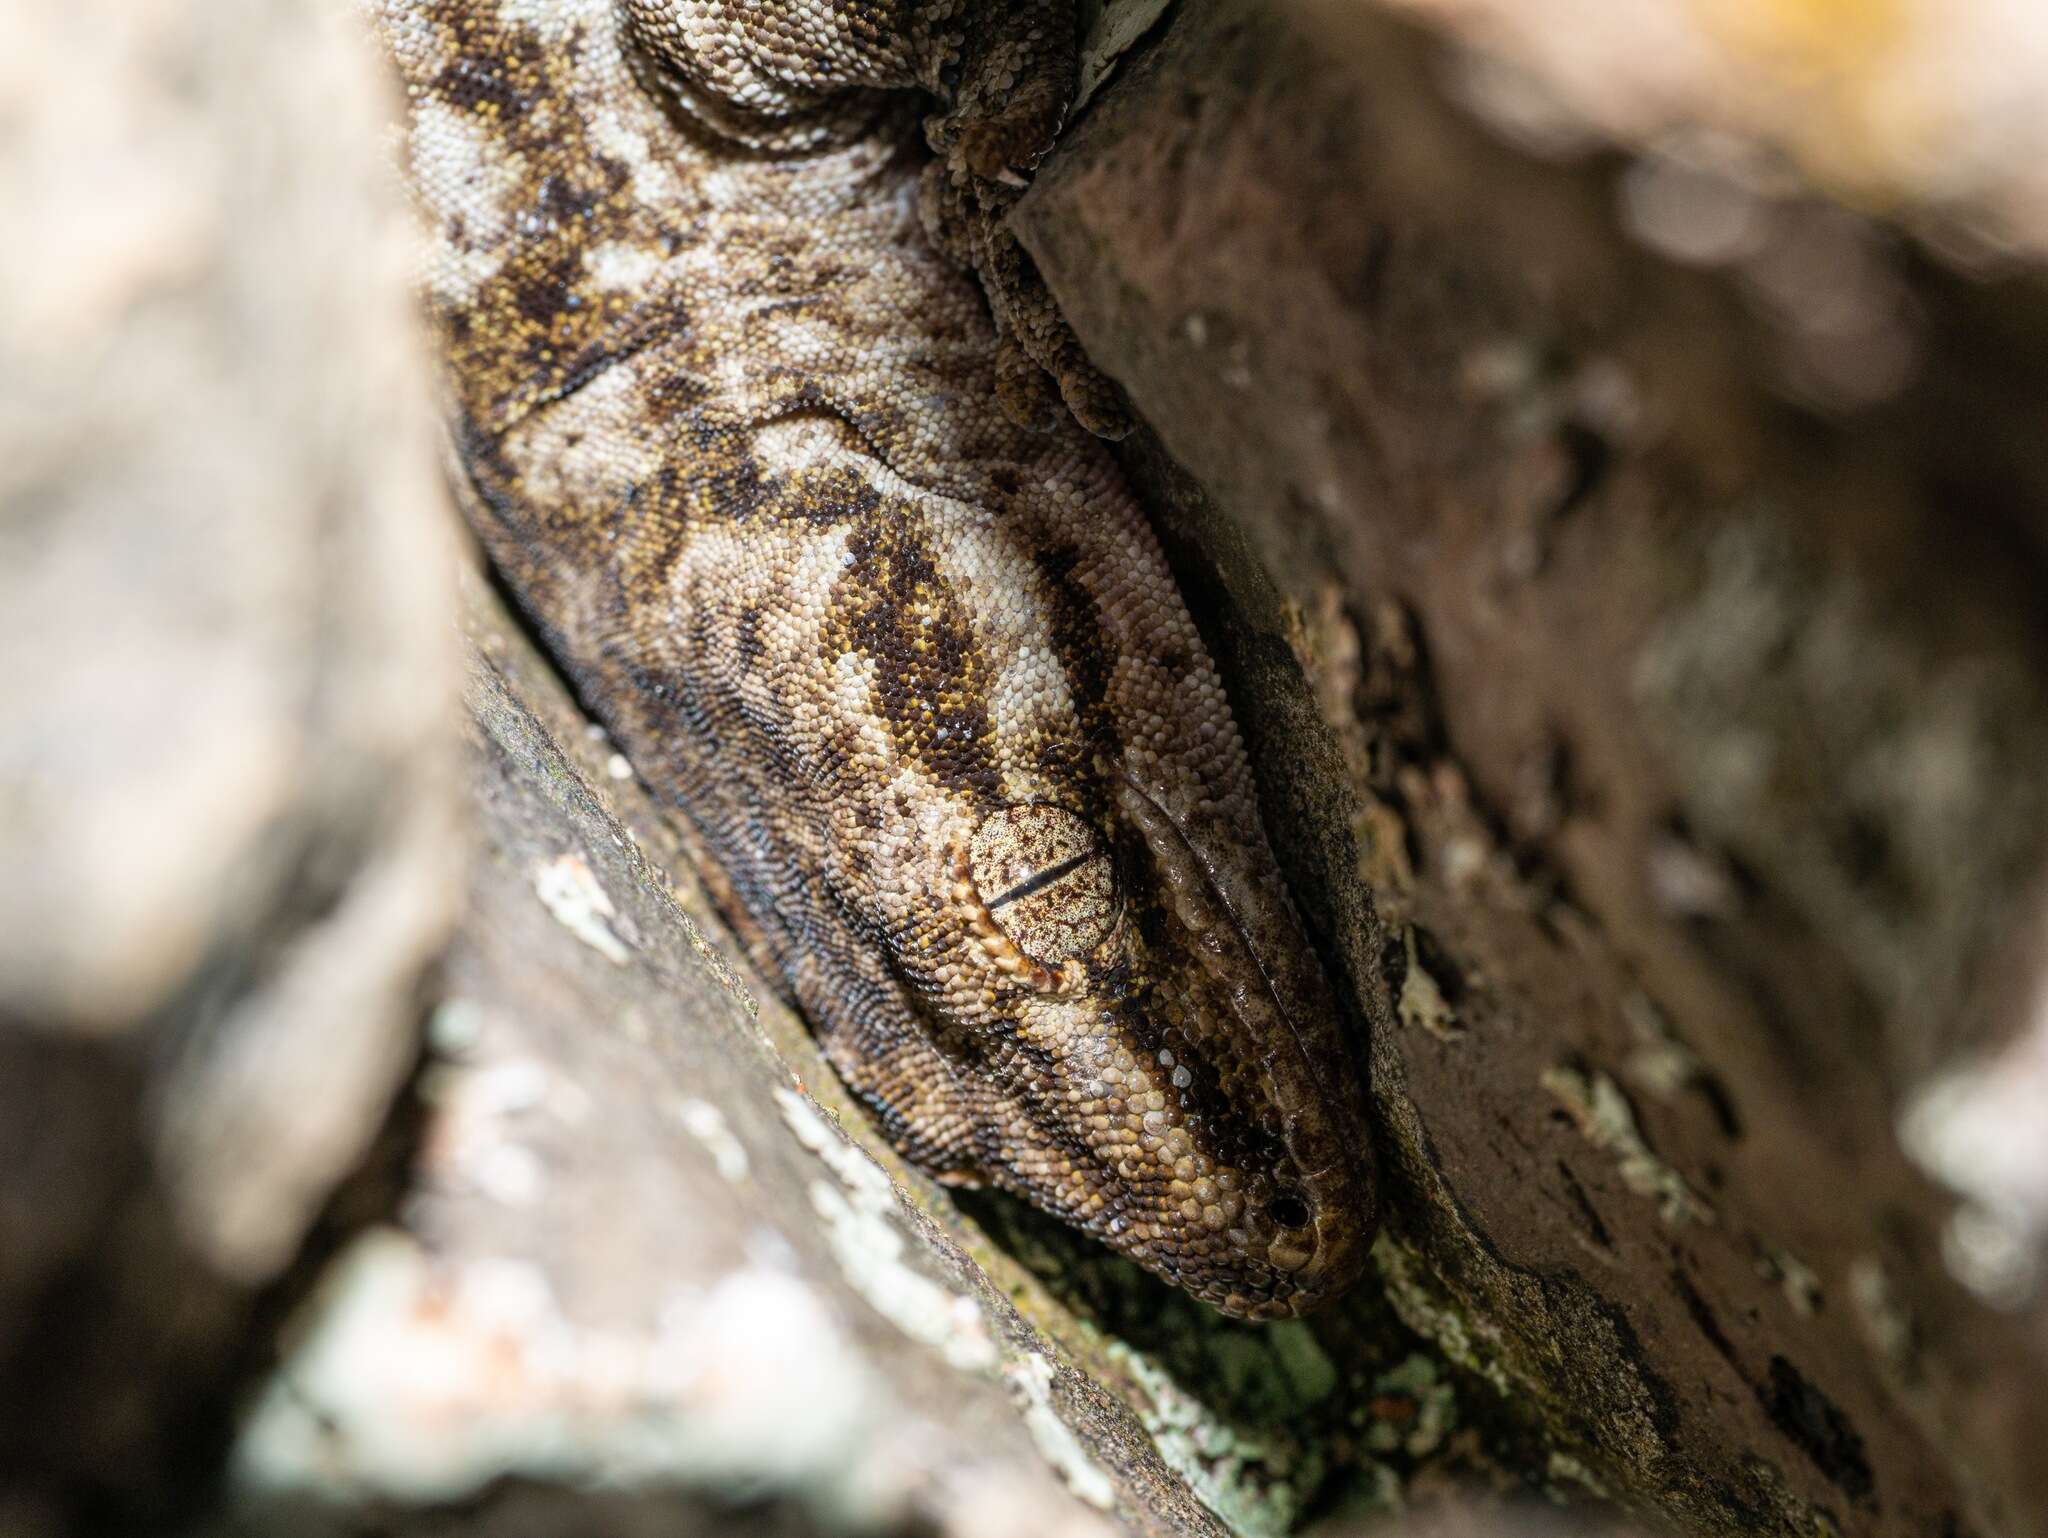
373,0 -> 1376,1318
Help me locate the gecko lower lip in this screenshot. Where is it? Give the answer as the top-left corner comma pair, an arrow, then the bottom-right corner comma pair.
1115,774 -> 1320,1092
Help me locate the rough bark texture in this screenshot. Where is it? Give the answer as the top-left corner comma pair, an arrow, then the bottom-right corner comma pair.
1014,2 -> 2048,1535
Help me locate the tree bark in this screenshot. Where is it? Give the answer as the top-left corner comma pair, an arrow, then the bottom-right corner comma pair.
1013,2 -> 2048,1534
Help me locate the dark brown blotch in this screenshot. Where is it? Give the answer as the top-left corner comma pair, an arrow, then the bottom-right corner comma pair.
829,522 -> 1000,794
1030,542 -> 1119,771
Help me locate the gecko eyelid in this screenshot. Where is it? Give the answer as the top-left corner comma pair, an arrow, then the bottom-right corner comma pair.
984,846 -> 1097,911
967,804 -> 1119,964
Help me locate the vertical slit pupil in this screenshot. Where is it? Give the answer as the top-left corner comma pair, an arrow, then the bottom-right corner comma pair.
985,847 -> 1096,911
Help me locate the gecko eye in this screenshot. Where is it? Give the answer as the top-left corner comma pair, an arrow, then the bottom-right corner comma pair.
969,805 -> 1118,964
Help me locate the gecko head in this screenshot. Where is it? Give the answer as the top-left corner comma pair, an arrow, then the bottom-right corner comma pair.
928,780 -> 1378,1320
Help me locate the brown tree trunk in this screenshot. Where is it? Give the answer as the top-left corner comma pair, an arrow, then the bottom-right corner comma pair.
1015,2 -> 2048,1534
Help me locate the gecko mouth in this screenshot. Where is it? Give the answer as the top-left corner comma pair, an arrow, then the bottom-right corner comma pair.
1114,770 -> 1371,1310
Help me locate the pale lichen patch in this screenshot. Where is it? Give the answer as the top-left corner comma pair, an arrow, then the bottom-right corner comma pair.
1105,1341 -> 1318,1538
1541,1063 -> 1716,1227
1899,1021 -> 2048,1307
1006,1353 -> 1119,1511
231,1229 -> 880,1506
1621,989 -> 1707,1099
1371,1234 -> 1514,1399
1397,927 -> 1462,1040
675,1097 -> 751,1182
532,852 -> 632,964
1756,1242 -> 1824,1318
1847,1254 -> 1914,1378
775,1087 -> 999,1373
1545,1448 -> 1612,1500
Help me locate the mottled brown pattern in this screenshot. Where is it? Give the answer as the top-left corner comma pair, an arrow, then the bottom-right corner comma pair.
372,0 -> 1375,1316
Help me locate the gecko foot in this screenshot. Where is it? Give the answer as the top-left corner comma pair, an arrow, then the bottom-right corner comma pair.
921,1 -> 1134,439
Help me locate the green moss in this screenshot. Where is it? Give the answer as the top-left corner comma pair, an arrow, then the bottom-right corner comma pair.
1364,1356 -> 1457,1459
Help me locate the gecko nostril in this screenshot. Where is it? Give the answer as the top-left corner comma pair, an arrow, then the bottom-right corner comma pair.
1267,1190 -> 1312,1231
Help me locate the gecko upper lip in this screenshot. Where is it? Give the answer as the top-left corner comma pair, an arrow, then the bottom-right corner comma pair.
1112,770 -> 1369,1300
